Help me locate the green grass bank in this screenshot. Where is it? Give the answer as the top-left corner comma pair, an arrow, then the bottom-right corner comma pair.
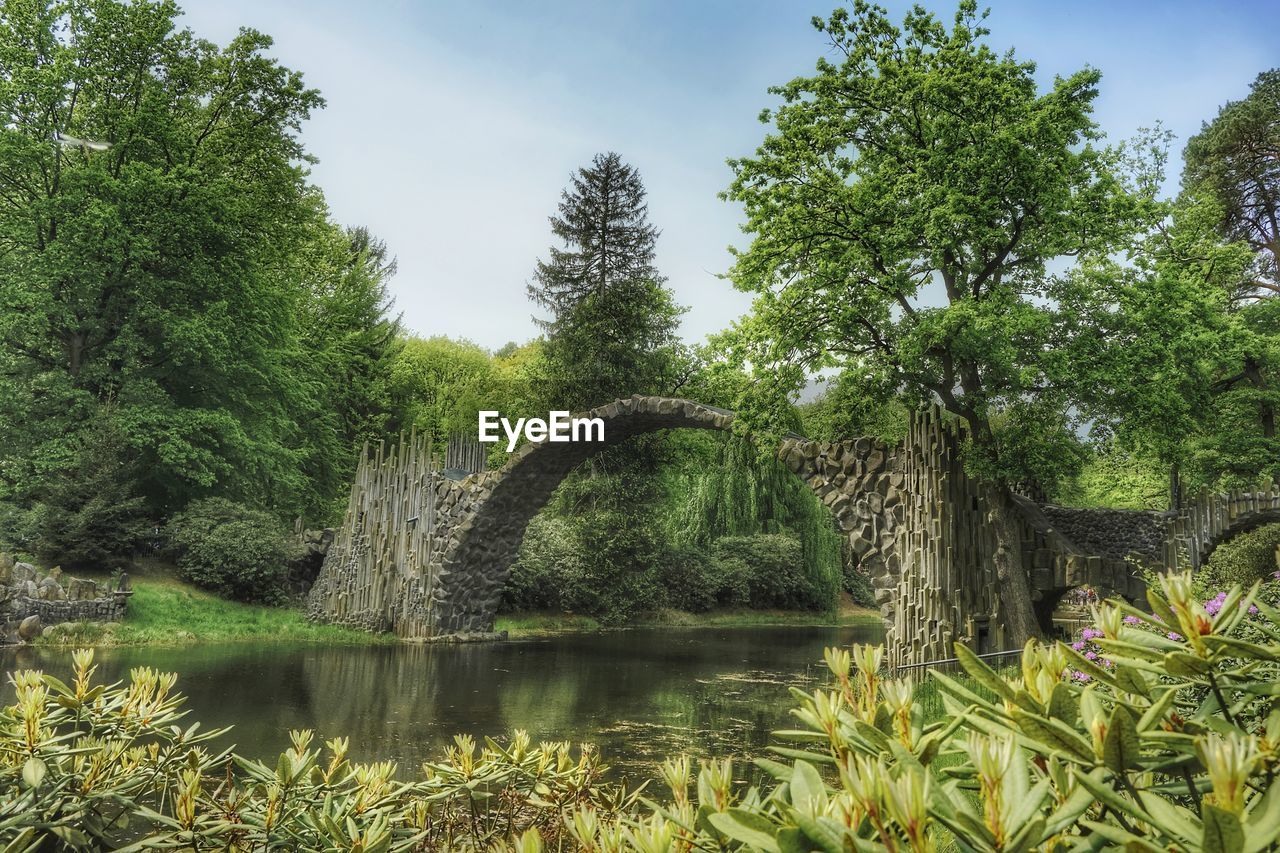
33,574 -> 879,646
36,575 -> 395,647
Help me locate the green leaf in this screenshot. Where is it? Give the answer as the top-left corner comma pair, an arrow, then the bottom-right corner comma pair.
775,827 -> 812,853
1147,586 -> 1179,629
1113,664 -> 1150,697
708,810 -> 781,853
754,757 -> 794,782
1244,781 -> 1280,853
1044,770 -> 1103,836
1004,815 -> 1047,853
1136,687 -> 1178,731
1012,709 -> 1094,762
1202,804 -> 1245,853
1102,704 -> 1141,773
1164,651 -> 1211,677
954,643 -> 1015,702
1047,681 -> 1078,724
789,811 -> 844,853
21,758 -> 45,790
789,760 -> 826,814
1080,820 -> 1165,851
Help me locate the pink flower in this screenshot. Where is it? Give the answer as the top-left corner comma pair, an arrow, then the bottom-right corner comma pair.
1168,631 -> 1183,641
1071,641 -> 1086,651
1071,670 -> 1091,682
1081,628 -> 1103,640
1123,615 -> 1141,625
1084,651 -> 1098,661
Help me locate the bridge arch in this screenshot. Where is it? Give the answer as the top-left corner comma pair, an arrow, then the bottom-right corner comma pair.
428,396 -> 903,634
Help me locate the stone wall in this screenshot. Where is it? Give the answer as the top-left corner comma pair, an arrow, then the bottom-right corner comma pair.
1037,505 -> 1167,561
0,556 -> 132,641
12,594 -> 129,624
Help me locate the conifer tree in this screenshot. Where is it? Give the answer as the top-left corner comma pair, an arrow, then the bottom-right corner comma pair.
528,152 -> 682,412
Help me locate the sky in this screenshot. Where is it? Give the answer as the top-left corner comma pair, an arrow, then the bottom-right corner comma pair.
178,0 -> 1276,352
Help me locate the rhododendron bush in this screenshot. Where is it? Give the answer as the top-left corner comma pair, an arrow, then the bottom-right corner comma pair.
4,571 -> 1280,851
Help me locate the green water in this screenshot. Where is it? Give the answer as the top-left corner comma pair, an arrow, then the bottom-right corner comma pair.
0,623 -> 882,783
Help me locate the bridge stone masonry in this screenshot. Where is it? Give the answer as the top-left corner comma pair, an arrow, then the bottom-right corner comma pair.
306,395 -> 1280,666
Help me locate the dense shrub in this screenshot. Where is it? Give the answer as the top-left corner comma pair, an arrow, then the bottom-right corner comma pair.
710,533 -> 828,610
504,511 -> 667,623
571,510 -> 666,623
27,419 -> 149,570
167,498 -> 292,604
841,557 -> 876,607
676,437 -> 844,611
503,515 -> 584,612
505,525 -> 832,617
1204,521 -> 1280,586
655,543 -> 717,612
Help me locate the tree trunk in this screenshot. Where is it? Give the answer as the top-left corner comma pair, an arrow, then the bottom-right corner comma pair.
984,482 -> 1043,646
1169,463 -> 1182,512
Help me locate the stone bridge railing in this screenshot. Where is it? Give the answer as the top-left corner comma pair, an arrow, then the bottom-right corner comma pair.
1160,486 -> 1280,571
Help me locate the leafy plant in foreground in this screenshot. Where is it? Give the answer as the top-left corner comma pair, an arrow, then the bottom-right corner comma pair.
8,571 -> 1280,850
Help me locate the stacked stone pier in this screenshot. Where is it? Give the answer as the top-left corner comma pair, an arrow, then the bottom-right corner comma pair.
307,396 -> 1274,666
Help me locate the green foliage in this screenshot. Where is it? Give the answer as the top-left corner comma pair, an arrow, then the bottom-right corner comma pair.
1055,443 -> 1169,510
505,519 -> 839,618
0,0 -> 399,526
709,534 -> 830,611
389,336 -> 500,442
1204,522 -> 1280,587
676,436 -> 842,612
27,414 -> 148,570
799,371 -> 910,444
502,516 -> 585,612
723,0 -> 1145,489
721,0 -> 1154,642
167,498 -> 292,604
1184,68 -> 1280,300
1060,190 -> 1276,494
528,152 -> 684,412
841,558 -> 876,607
503,509 -> 667,624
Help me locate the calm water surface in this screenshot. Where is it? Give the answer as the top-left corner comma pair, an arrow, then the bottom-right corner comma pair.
0,624 -> 882,783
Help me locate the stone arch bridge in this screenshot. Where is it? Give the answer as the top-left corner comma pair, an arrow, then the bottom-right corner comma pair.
307,396 -> 1280,665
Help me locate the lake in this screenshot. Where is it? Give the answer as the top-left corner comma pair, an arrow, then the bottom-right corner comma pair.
0,623 -> 883,784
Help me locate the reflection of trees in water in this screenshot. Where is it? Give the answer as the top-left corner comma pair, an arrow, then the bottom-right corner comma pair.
3,624 -> 882,783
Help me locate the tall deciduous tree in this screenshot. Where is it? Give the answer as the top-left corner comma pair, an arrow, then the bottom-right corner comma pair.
1181,71 -> 1280,468
723,1 -> 1146,643
1184,70 -> 1280,303
0,0 -> 399,554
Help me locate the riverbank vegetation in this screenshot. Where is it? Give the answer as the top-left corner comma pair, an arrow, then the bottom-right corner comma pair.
4,573 -> 1277,850
36,575 -> 391,647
